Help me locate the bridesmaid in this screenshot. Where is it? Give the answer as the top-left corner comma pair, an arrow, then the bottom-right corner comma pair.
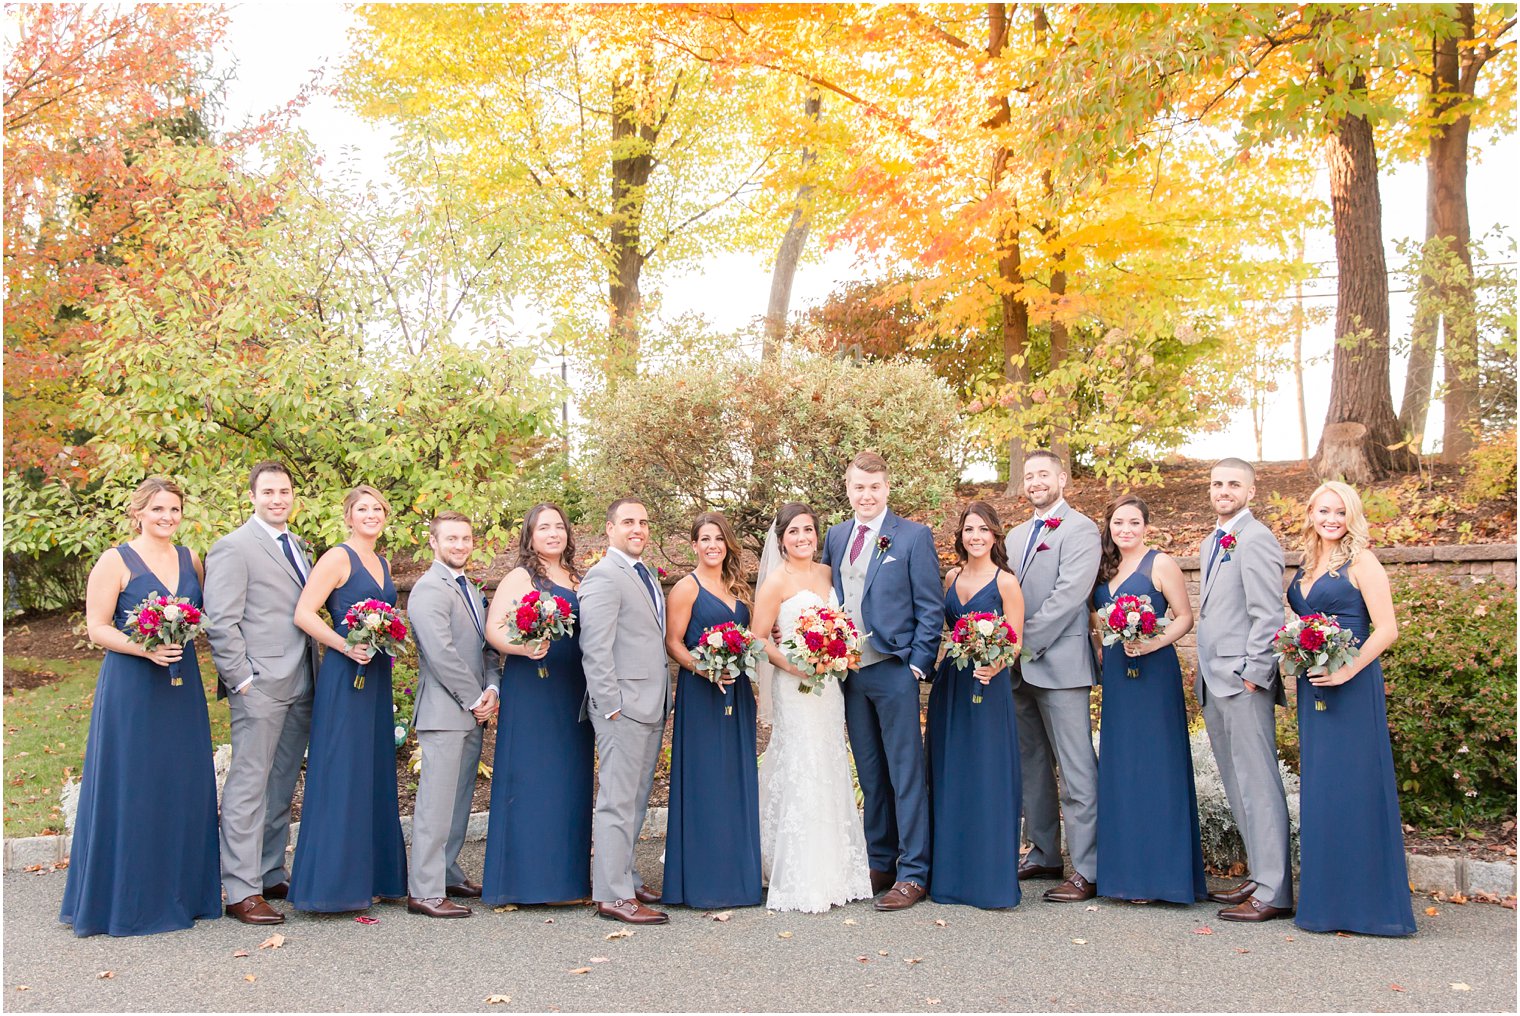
661,511 -> 763,908
1286,481 -> 1416,936
924,501 -> 1024,909
1089,495 -> 1205,905
481,502 -> 594,905
288,485 -> 407,912
60,477 -> 221,936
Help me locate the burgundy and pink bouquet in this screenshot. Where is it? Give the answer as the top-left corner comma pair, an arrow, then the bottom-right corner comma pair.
1100,593 -> 1170,679
125,593 -> 206,686
1273,613 -> 1360,711
342,598 -> 408,690
781,605 -> 864,695
945,611 -> 1020,704
691,621 -> 762,715
506,588 -> 576,678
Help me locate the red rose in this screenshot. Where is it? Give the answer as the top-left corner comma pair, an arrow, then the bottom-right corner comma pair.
553,596 -> 571,615
723,630 -> 745,653
803,630 -> 825,651
182,606 -> 202,624
1109,607 -> 1125,629
1044,517 -> 1062,531
828,638 -> 847,658
1002,622 -> 1017,642
1298,627 -> 1326,652
515,604 -> 539,633
388,617 -> 407,640
1140,612 -> 1157,635
521,590 -> 540,606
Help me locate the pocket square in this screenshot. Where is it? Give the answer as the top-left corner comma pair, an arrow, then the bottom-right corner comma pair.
1035,543 -> 1052,553
883,555 -> 898,564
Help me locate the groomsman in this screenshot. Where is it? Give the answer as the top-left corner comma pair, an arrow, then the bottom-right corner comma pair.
1195,458 -> 1293,922
823,451 -> 943,911
1005,450 -> 1102,903
205,461 -> 319,925
581,497 -> 671,925
406,511 -> 498,918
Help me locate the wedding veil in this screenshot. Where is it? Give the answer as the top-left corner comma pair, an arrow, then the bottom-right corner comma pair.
752,522 -> 784,725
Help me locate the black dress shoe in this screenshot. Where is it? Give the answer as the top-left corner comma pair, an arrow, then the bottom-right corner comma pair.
262,881 -> 290,900
1018,862 -> 1064,880
446,880 -> 483,899
634,884 -> 661,905
1207,880 -> 1257,906
869,869 -> 896,895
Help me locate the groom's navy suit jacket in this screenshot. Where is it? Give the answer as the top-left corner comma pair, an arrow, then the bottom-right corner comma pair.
824,509 -> 944,680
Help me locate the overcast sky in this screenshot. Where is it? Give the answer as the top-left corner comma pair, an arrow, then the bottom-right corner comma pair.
219,2 -> 1517,466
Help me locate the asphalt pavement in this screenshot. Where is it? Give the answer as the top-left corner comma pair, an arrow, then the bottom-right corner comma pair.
3,838 -> 1515,1013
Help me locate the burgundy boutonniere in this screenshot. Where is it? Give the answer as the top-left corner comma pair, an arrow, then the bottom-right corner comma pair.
1219,532 -> 1237,561
1044,517 -> 1063,531
656,566 -> 669,581
875,535 -> 892,560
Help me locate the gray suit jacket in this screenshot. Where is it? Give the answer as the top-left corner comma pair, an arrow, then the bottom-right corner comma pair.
1005,504 -> 1101,690
1195,513 -> 1286,704
579,553 -> 669,725
409,561 -> 492,732
204,518 -> 318,701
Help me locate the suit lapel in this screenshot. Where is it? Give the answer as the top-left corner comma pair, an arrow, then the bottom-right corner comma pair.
615,555 -> 661,623
830,523 -> 847,602
862,511 -> 896,596
250,520 -> 304,588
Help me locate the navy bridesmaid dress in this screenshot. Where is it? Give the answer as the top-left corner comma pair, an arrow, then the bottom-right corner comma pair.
59,544 -> 221,937
1287,567 -> 1416,936
662,581 -> 763,908
925,574 -> 1021,909
288,544 -> 407,911
482,583 -> 594,904
1092,549 -> 1207,904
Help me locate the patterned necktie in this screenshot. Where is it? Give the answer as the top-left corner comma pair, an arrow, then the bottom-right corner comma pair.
456,575 -> 484,639
278,533 -> 306,586
1021,518 -> 1047,572
1206,529 -> 1226,579
848,523 -> 871,565
633,561 -> 662,619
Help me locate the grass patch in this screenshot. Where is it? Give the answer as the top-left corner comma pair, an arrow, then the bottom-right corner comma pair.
3,656 -> 231,838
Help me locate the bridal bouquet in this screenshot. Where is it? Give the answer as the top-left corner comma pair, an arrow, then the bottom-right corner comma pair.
1273,613 -> 1359,712
124,593 -> 206,686
945,611 -> 1020,704
782,605 -> 864,695
342,599 -> 408,690
506,588 -> 576,678
691,621 -> 762,715
1100,593 -> 1169,679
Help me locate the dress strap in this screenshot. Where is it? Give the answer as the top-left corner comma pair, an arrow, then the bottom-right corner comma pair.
114,543 -> 147,576
1139,547 -> 1159,580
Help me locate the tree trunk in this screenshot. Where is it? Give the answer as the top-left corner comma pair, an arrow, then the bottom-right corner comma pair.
1438,3 -> 1479,462
1312,72 -> 1418,483
763,91 -> 822,361
1293,232 -> 1309,461
608,68 -> 656,379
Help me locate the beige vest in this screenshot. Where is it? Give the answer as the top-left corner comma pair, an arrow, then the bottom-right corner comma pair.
840,526 -> 888,667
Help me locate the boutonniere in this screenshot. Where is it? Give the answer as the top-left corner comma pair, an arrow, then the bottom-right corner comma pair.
1219,532 -> 1237,561
656,566 -> 669,581
1043,517 -> 1063,531
874,534 -> 892,560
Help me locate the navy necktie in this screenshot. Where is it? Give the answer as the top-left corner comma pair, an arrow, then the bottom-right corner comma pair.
278,533 -> 306,586
1206,529 -> 1226,579
456,575 -> 484,640
1021,518 -> 1047,571
633,561 -> 661,618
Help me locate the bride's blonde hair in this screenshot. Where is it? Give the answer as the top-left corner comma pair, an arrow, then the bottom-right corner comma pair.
1297,480 -> 1370,576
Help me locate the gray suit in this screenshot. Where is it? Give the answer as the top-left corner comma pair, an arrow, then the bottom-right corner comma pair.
1195,512 -> 1293,908
407,560 -> 493,899
579,551 -> 669,903
1005,502 -> 1101,881
204,518 -> 319,906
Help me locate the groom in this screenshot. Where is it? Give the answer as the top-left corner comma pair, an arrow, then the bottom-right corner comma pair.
580,496 -> 671,925
823,451 -> 943,911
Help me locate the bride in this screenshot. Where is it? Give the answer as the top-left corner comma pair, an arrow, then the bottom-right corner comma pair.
751,502 -> 871,913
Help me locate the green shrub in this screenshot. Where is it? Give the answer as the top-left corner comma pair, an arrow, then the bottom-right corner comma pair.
580,353 -> 960,548
1462,430 -> 1517,503
1381,571 -> 1516,829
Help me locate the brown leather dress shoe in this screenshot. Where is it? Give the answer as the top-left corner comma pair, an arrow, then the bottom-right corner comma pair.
869,869 -> 896,895
262,881 -> 290,900
1017,862 -> 1064,881
1217,897 -> 1291,922
1207,880 -> 1257,906
875,881 -> 927,911
634,884 -> 661,905
597,899 -> 669,925
226,896 -> 284,925
408,896 -> 472,918
446,880 -> 483,899
1043,872 -> 1097,902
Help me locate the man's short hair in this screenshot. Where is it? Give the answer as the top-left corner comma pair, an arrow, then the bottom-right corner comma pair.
1212,457 -> 1256,481
248,460 -> 293,493
606,496 -> 646,523
1023,448 -> 1064,471
429,510 -> 473,538
847,450 -> 889,476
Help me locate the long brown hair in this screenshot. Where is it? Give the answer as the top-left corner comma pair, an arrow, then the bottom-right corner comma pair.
690,511 -> 750,606
517,502 -> 580,590
953,501 -> 1011,572
1096,494 -> 1150,587
773,502 -> 818,562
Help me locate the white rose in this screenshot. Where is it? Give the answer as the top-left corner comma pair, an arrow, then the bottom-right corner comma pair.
365,612 -> 382,629
1125,611 -> 1141,626
162,604 -> 183,622
706,631 -> 724,648
975,618 -> 995,637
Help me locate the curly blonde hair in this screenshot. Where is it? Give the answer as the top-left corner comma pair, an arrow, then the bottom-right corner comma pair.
1298,480 -> 1370,576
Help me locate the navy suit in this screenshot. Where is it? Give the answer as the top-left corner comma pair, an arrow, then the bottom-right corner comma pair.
824,509 -> 944,885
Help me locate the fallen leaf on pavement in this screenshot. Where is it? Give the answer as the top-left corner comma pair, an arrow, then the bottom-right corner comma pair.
1449,893 -> 1469,905
842,918 -> 857,926
244,975 -> 256,984
1283,935 -> 1294,942
711,911 -> 732,923
485,995 -> 511,1005
543,918 -> 554,924
590,957 -> 610,964
1084,905 -> 1098,912
23,864 -> 43,873
232,950 -> 249,958
777,931 -> 793,939
1503,897 -> 1517,910
1451,983 -> 1472,992
355,916 -> 379,925
904,957 -> 923,965
926,999 -> 940,1006
1071,938 -> 1087,945
567,967 -> 592,975
16,986 -> 30,991
605,928 -> 634,941
97,972 -> 114,980
1425,906 -> 1440,916
494,904 -> 518,913
933,919 -> 947,927
1233,947 -> 1249,954
1390,984 -> 1406,992
856,956 -> 869,963
258,934 -> 285,950
878,949 -> 889,956
1192,927 -> 1213,936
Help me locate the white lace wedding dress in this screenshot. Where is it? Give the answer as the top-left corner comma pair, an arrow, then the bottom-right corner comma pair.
758,589 -> 872,912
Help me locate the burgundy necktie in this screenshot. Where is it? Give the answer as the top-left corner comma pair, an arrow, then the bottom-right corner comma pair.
848,523 -> 870,565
